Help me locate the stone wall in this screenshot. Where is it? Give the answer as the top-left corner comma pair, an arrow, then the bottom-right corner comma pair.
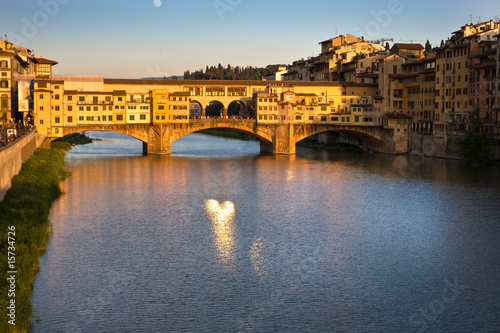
409,132 -> 500,160
0,131 -> 38,200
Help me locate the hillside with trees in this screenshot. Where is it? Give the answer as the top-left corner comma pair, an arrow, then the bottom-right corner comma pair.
183,64 -> 281,80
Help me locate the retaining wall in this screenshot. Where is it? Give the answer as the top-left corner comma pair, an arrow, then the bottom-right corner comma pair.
0,131 -> 38,200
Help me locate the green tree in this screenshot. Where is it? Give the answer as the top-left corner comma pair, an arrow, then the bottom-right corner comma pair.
455,106 -> 493,164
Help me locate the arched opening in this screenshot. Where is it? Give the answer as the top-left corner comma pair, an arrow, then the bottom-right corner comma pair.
206,101 -> 225,118
190,100 -> 203,118
228,101 -> 244,117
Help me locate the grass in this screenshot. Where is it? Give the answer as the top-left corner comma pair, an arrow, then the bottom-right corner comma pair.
0,148 -> 69,333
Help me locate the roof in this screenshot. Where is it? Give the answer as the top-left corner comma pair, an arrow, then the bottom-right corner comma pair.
392,43 -> 424,50
31,57 -> 58,65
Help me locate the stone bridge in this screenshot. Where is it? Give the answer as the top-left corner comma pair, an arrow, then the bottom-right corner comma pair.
61,118 -> 408,155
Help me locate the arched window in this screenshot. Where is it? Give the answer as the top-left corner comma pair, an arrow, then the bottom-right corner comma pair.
1,94 -> 8,110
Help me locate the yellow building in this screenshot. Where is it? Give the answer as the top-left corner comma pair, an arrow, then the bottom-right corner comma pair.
168,92 -> 190,123
151,89 -> 169,123
256,83 -> 381,126
314,35 -> 386,81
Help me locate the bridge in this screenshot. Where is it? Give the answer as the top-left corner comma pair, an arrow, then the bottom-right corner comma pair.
59,116 -> 410,155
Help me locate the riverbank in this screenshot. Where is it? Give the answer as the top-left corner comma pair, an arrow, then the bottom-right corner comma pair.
0,148 -> 70,333
197,129 -> 258,141
297,138 -> 364,153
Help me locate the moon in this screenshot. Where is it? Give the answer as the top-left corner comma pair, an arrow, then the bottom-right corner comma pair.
153,0 -> 161,8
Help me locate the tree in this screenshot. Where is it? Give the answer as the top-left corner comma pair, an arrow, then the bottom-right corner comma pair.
424,40 -> 432,54
171,75 -> 178,80
440,40 -> 445,47
455,106 -> 493,164
385,42 -> 390,51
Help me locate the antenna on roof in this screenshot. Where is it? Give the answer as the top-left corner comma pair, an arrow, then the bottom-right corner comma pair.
469,14 -> 473,24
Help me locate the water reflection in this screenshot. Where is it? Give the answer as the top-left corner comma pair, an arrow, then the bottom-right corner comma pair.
205,199 -> 236,262
250,238 -> 267,279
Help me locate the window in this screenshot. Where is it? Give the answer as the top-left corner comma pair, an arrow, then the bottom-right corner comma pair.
86,106 -> 91,111
67,116 -> 73,123
39,94 -> 44,99
309,116 -> 314,121
321,116 -> 327,121
161,115 -> 165,120
116,115 -> 123,121
129,115 -> 135,121
93,96 -> 98,104
108,116 -> 113,121
93,106 -> 98,111
102,115 -> 107,121
39,119 -> 44,125
55,106 -> 60,111
86,116 -> 92,121
79,116 -> 84,121
40,106 -> 44,111
158,105 -> 165,110
140,114 -> 146,120
67,95 -> 73,101
79,106 -> 84,111
68,106 -> 73,111
79,96 -> 85,102
117,97 -> 123,101
55,94 -> 60,100
355,116 -> 359,122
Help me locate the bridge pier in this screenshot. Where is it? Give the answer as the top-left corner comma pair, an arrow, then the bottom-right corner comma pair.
147,124 -> 171,155
272,124 -> 296,155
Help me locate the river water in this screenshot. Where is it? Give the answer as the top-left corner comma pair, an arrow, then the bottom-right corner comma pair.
31,132 -> 500,333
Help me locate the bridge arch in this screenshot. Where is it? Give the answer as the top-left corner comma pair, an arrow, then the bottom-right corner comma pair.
61,124 -> 150,144
293,125 -> 389,152
169,119 -> 273,145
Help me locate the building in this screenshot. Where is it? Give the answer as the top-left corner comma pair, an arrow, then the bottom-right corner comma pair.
312,35 -> 385,81
0,39 -> 57,125
434,19 -> 500,134
401,54 -> 437,133
390,43 -> 424,59
255,82 -> 382,127
282,58 -> 314,81
265,65 -> 288,81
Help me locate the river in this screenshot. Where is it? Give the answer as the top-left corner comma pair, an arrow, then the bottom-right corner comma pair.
31,131 -> 500,333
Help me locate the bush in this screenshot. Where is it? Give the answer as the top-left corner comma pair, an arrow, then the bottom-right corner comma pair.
0,148 -> 69,332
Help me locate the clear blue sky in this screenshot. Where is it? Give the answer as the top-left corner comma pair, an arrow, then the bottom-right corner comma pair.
2,0 -> 499,78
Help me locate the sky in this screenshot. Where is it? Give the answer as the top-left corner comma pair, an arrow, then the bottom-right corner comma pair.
1,0 -> 499,78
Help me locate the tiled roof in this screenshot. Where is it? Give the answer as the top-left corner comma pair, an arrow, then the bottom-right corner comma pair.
393,43 -> 424,50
